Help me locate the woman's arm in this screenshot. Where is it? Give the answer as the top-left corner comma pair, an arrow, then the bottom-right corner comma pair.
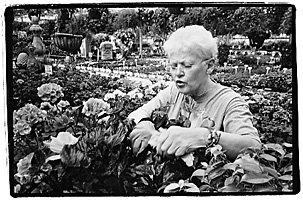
156,95 -> 262,161
128,83 -> 175,124
156,126 -> 261,161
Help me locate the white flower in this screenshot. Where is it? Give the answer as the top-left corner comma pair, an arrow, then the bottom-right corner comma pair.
140,79 -> 152,87
113,89 -> 126,97
181,152 -> 195,167
127,88 -> 140,97
48,132 -> 79,153
145,87 -> 156,95
128,91 -> 144,99
104,93 -> 115,101
82,98 -> 110,116
164,179 -> 199,193
135,92 -> 144,99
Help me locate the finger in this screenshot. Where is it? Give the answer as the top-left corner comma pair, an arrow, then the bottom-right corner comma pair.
157,129 -> 169,143
166,143 -> 178,155
137,139 -> 149,155
158,127 -> 167,133
132,138 -> 141,154
129,129 -> 141,141
156,131 -> 169,155
175,146 -> 187,157
161,136 -> 173,155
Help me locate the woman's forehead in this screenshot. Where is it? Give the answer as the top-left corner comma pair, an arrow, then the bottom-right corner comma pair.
168,52 -> 200,62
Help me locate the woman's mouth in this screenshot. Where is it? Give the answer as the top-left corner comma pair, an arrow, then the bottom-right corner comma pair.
176,80 -> 186,87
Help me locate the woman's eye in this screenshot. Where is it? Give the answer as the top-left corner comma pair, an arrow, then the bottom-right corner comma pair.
170,64 -> 177,69
184,65 -> 192,68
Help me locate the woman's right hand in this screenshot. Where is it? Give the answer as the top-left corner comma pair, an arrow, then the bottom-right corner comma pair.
129,120 -> 157,156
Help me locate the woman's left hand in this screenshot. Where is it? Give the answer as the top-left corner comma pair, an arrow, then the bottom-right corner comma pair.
155,126 -> 209,157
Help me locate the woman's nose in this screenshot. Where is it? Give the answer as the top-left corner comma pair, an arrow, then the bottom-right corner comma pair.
175,64 -> 184,77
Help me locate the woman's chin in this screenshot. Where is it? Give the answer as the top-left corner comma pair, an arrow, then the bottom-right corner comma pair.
176,85 -> 190,95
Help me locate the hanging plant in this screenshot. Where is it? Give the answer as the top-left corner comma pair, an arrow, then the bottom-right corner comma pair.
53,8 -> 83,53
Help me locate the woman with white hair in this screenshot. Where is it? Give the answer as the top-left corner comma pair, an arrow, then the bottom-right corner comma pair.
128,25 -> 261,161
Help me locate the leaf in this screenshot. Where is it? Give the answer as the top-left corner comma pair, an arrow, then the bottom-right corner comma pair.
224,176 -> 237,186
31,149 -> 46,166
254,185 -> 276,192
282,142 -> 292,148
260,153 -> 278,163
218,184 -> 241,192
283,164 -> 293,173
278,175 -> 292,181
184,183 -> 200,193
262,166 -> 280,178
265,143 -> 285,157
140,176 -> 149,186
190,169 -> 206,180
163,183 -> 180,193
45,155 -> 61,162
240,172 -> 273,184
208,167 -> 227,180
223,163 -> 238,171
233,156 -> 263,173
199,184 -> 212,192
284,153 -> 292,159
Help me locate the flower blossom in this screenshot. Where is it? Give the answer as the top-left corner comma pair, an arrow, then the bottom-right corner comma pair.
13,104 -> 47,135
16,152 -> 34,175
40,102 -> 53,111
113,89 -> 126,97
127,88 -> 144,99
104,93 -> 115,101
47,132 -> 79,154
82,98 -> 110,116
13,120 -> 31,135
57,100 -> 70,111
16,79 -> 24,84
37,83 -> 64,103
144,87 -> 156,96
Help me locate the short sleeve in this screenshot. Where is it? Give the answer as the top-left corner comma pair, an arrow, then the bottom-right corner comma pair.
223,96 -> 261,143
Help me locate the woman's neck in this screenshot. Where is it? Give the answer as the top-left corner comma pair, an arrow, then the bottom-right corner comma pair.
191,79 -> 217,102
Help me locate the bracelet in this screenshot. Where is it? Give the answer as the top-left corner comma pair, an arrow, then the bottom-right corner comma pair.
206,129 -> 222,148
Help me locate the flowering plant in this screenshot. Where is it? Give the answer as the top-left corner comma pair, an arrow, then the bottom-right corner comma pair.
11,66 -> 295,195
13,104 -> 47,136
37,83 -> 64,103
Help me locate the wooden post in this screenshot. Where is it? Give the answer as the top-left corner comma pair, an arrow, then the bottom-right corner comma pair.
139,27 -> 142,59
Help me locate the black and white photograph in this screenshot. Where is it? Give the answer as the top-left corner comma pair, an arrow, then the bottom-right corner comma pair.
2,1 -> 300,198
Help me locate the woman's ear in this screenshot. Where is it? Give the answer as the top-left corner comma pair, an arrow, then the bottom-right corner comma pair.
206,58 -> 215,75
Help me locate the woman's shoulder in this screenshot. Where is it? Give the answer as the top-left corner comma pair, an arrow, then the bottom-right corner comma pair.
210,84 -> 245,106
215,84 -> 242,97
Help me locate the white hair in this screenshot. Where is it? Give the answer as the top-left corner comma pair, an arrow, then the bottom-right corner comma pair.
163,25 -> 218,60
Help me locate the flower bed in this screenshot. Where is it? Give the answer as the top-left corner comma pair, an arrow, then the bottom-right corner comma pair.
11,64 -> 295,195
212,70 -> 293,93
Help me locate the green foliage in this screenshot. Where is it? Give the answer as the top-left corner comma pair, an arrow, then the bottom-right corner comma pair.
12,58 -> 295,195
217,44 -> 230,66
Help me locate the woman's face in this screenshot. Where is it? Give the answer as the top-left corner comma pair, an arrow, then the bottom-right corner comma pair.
168,51 -> 209,96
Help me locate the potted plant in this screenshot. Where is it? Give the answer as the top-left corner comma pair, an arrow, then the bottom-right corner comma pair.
53,8 -> 83,54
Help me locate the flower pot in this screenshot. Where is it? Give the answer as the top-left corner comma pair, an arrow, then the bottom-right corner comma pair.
53,33 -> 83,54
